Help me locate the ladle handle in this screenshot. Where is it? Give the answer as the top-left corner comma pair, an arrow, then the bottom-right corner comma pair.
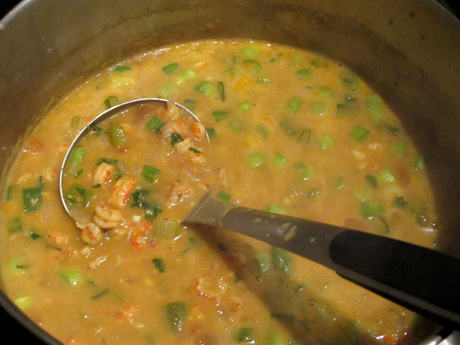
186,194 -> 460,330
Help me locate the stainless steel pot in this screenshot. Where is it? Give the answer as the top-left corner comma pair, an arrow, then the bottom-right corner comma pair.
1,0 -> 460,343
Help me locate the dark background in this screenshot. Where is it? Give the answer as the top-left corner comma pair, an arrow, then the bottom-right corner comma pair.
0,0 -> 459,344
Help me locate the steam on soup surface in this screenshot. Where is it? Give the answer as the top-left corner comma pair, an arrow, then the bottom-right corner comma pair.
0,40 -> 438,345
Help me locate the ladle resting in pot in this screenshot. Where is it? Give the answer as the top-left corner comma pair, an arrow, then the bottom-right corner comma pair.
59,98 -> 460,331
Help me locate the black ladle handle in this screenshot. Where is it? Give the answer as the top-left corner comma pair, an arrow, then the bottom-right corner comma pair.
185,194 -> 460,330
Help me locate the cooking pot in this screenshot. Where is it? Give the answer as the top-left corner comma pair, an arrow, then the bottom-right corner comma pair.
1,0 -> 460,344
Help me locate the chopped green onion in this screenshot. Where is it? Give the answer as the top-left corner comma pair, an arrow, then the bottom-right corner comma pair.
131,190 -> 150,207
195,81 -> 214,97
91,288 -> 109,300
70,115 -> 81,133
8,217 -> 22,233
171,133 -> 184,146
267,204 -> 286,215
344,320 -> 361,343
337,96 -> 360,115
235,327 -> 254,343
296,163 -> 312,180
114,65 -> 131,72
153,258 -> 165,273
378,168 -> 395,183
312,101 -> 327,115
206,128 -> 217,140
131,191 -> 162,220
165,301 -> 187,334
297,68 -> 312,79
288,97 -> 303,113
350,125 -> 370,142
141,165 -> 160,183
143,203 -> 162,221
189,147 -> 201,154
391,141 -> 407,158
8,257 -> 27,275
361,200 -> 384,219
271,246 -> 291,273
393,196 -> 409,208
183,99 -> 197,112
318,86 -> 334,100
269,53 -> 283,62
387,125 -> 399,135
182,69 -> 196,80
310,59 -> 320,67
162,62 -> 179,75
146,117 -> 165,133
353,186 -> 372,202
295,283 -> 307,293
317,136 -> 335,150
173,75 -> 186,85
255,253 -> 272,274
96,158 -> 117,165
188,236 -> 202,247
217,81 -> 225,101
14,295 -> 32,310
274,153 -> 288,166
230,119 -> 244,132
217,192 -> 231,203
30,232 -> 41,240
104,96 -> 120,109
269,333 -> 284,345
297,128 -> 312,144
59,270 -> 84,286
91,125 -> 103,135
67,146 -> 86,176
256,124 -> 269,138
241,46 -> 259,59
370,216 -> 390,234
339,70 -> 359,91
65,184 -> 86,206
6,185 -> 13,201
415,156 -> 426,171
279,120 -> 297,137
239,101 -> 252,111
366,174 -> 378,188
108,123 -> 127,148
242,60 -> 262,74
157,85 -> 175,99
23,187 -> 42,212
247,153 -> 265,167
16,264 -> 29,270
415,211 -> 431,227
154,218 -> 178,239
366,94 -> 384,121
212,110 -> 229,122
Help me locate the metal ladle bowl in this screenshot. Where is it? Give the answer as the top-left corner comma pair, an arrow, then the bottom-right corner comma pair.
58,97 -> 203,220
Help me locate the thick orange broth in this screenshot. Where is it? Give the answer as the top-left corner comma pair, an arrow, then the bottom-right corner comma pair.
0,39 -> 438,345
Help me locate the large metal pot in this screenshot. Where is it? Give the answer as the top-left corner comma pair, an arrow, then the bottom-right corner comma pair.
1,0 -> 459,343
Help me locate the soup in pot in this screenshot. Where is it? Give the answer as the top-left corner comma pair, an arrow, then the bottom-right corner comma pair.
0,39 -> 438,345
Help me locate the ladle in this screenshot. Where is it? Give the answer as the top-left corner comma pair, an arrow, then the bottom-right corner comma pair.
59,99 -> 460,331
